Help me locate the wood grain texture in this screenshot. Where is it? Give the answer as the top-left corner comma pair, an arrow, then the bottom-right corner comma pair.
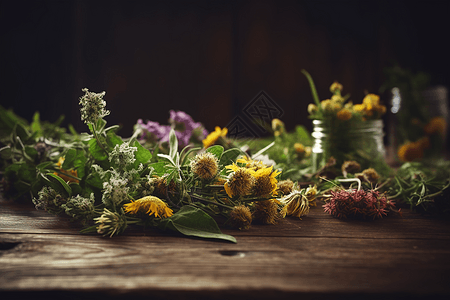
1,199 -> 450,300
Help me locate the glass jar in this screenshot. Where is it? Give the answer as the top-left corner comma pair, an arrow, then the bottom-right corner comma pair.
311,119 -> 388,174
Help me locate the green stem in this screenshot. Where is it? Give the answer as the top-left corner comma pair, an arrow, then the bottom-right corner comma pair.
92,123 -> 109,158
301,69 -> 322,109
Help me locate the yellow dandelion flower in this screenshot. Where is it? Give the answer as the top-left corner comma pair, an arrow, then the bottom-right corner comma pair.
363,93 -> 380,106
202,126 -> 228,149
424,117 -> 446,136
54,157 -> 79,183
228,205 -> 252,230
353,103 -> 365,112
123,196 -> 173,218
282,190 -> 310,219
330,81 -> 343,93
397,141 -> 424,162
190,152 -> 219,180
252,166 -> 281,197
336,108 -> 352,121
331,94 -> 345,104
252,199 -> 280,225
224,165 -> 255,198
236,156 -> 266,170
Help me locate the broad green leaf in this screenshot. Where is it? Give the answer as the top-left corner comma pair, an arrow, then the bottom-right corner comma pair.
62,149 -> 77,169
219,148 -> 242,166
133,140 -> 152,165
106,131 -> 123,148
206,145 -> 224,160
45,173 -> 72,198
89,138 -> 108,161
85,172 -> 103,189
157,205 -> 236,243
149,161 -> 168,177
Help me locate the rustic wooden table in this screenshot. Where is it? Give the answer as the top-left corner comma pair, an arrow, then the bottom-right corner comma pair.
1,198 -> 450,300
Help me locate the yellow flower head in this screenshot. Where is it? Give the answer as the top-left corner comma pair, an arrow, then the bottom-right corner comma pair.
330,81 -> 343,93
363,93 -> 380,108
190,152 -> 219,181
252,166 -> 281,197
271,118 -> 285,134
294,142 -> 305,154
321,99 -> 341,112
228,205 -> 252,230
236,156 -> 266,171
281,190 -> 310,219
424,117 -> 446,136
331,94 -> 345,104
253,199 -> 280,225
123,196 -> 173,218
202,126 -> 227,149
54,157 -> 79,183
397,141 -> 424,162
336,108 -> 352,121
224,164 -> 255,198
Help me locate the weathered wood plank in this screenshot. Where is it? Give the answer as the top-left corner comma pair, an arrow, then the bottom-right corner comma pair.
1,200 -> 450,299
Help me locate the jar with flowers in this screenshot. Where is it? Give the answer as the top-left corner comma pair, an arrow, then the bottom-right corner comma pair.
302,70 -> 391,176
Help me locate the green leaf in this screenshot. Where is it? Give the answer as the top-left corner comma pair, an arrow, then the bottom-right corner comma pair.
219,148 -> 243,166
106,131 -> 123,148
89,138 -> 108,161
169,128 -> 178,160
62,149 -> 77,169
133,140 -> 152,165
157,205 -> 236,243
149,161 -> 168,177
301,69 -> 322,109
45,173 -> 72,198
206,145 -> 224,160
31,112 -> 42,135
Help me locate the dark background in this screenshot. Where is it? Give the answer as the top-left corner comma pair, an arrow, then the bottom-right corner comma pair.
1,0 -> 449,138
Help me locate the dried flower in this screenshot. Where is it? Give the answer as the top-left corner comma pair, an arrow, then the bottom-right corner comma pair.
281,190 -> 310,219
304,185 -> 318,206
61,193 -> 95,223
308,103 -> 318,115
341,160 -> 361,177
190,152 -> 219,181
359,168 -> 380,184
224,163 -> 255,198
79,88 -> 110,124
252,166 -> 281,197
252,199 -> 280,224
323,189 -> 395,220
123,196 -> 173,218
203,126 -> 228,149
237,156 -> 266,171
277,179 -> 294,195
94,208 -> 127,237
228,205 -> 252,230
32,186 -> 67,215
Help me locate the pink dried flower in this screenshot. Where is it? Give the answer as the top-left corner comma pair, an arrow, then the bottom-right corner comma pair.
323,189 -> 396,220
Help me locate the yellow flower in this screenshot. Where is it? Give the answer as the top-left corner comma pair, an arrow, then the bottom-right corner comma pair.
336,108 -> 352,121
281,190 -> 310,219
397,141 -> 424,162
252,199 -> 280,225
190,152 -> 219,180
424,117 -> 446,136
228,205 -> 252,230
123,196 -> 173,218
363,93 -> 380,107
202,126 -> 227,149
321,99 -> 341,112
236,156 -> 266,171
224,164 -> 255,198
54,157 -> 79,183
252,166 -> 281,197
330,81 -> 343,93
271,118 -> 285,135
304,185 -> 318,207
331,94 -> 345,104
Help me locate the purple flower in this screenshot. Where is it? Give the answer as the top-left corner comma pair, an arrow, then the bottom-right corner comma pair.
136,111 -> 208,148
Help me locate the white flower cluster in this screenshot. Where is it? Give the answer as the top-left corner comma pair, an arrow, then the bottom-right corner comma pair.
109,142 -> 137,170
79,88 -> 110,124
102,169 -> 130,208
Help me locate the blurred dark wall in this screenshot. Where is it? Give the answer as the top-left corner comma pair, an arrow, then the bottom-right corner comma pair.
1,0 -> 449,137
